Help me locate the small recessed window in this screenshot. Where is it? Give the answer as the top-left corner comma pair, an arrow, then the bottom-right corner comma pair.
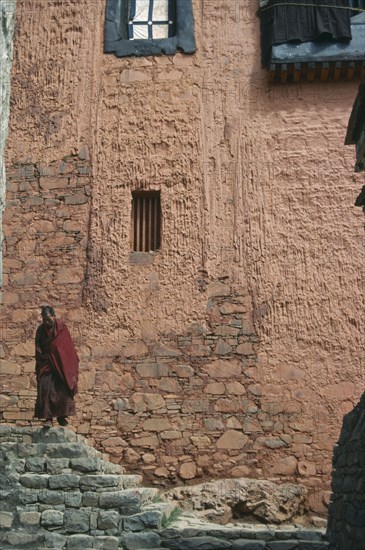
132,191 -> 161,252
128,0 -> 176,40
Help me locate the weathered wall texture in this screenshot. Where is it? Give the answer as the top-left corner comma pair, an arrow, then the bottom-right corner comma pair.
1,0 -> 364,515
0,0 -> 17,287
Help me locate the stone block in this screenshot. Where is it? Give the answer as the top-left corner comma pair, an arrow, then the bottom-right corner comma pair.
143,418 -> 172,432
123,531 -> 161,549
0,361 -> 21,375
226,382 -> 246,396
70,457 -> 99,472
165,536 -> 232,549
190,436 -> 211,448
242,419 -> 262,433
44,532 -> 67,548
143,393 -> 166,411
124,509 -> 162,531
12,340 -> 34,357
236,342 -> 255,355
174,365 -> 194,377
298,461 -> 317,476
214,399 -> 242,413
216,431 -> 248,450
66,534 -> 94,548
182,399 -> 209,413
65,491 -> 83,507
0,511 -> 13,528
227,417 -> 242,429
264,437 -> 289,449
41,509 -> 64,527
179,462 -> 197,480
80,474 -> 121,490
19,473 -> 49,489
64,509 -> 90,533
94,536 -> 119,549
38,489 -> 65,505
18,489 -> 39,505
158,378 -> 181,392
136,363 -> 169,378
82,491 -> 99,506
204,418 -> 225,431
98,510 -> 120,530
230,465 -> 251,477
19,511 -> 41,526
44,442 -> 88,458
270,457 -> 298,476
207,282 -> 231,297
204,382 -> 225,395
46,458 -> 70,474
131,435 -> 159,448
202,359 -> 241,378
39,176 -> 69,189
4,532 -> 41,546
25,457 -> 45,473
267,542 -> 298,549
65,192 -> 88,205
49,473 -> 80,490
99,490 -> 141,515
215,339 -> 233,355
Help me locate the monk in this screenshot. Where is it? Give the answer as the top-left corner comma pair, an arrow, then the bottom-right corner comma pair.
34,306 -> 79,428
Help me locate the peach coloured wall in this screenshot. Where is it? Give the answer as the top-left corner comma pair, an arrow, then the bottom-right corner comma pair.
1,0 -> 364,515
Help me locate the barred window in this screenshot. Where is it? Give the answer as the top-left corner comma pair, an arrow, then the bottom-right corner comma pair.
104,0 -> 195,58
128,0 -> 176,40
132,191 -> 161,252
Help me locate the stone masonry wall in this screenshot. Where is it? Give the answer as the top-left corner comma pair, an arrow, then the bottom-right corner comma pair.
0,426 -> 330,549
1,0 -> 364,519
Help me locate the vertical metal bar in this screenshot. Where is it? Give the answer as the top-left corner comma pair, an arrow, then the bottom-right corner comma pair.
136,197 -> 141,252
148,197 -> 152,251
142,197 -> 146,251
153,196 -> 160,250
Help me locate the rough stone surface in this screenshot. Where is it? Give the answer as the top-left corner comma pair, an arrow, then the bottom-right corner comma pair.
0,426 -> 330,549
1,0 -> 364,514
164,479 -> 307,524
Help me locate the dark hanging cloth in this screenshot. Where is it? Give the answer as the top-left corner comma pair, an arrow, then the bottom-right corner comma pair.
34,320 -> 79,419
260,0 -> 352,67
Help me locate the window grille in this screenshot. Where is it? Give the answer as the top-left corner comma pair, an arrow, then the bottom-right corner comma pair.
128,0 -> 176,40
132,191 -> 161,252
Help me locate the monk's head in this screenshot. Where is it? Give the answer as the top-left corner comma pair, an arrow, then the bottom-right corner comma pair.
41,305 -> 56,329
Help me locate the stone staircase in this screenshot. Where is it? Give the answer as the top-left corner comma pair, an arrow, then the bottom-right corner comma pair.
0,426 -> 329,549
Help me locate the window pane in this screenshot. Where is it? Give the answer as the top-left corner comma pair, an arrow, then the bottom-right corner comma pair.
152,0 -> 169,20
132,0 -> 150,21
152,24 -> 169,39
131,24 -> 149,39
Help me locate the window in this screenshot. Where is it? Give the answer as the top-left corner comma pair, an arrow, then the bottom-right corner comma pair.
128,0 -> 176,40
260,0 -> 365,82
132,191 -> 161,252
104,0 -> 195,57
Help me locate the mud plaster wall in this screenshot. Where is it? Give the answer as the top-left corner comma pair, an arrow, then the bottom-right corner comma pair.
1,0 -> 364,515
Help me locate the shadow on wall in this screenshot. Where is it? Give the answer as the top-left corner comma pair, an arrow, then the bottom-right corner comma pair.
327,391 -> 365,550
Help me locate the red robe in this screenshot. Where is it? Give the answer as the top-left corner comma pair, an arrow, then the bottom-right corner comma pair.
34,320 -> 79,419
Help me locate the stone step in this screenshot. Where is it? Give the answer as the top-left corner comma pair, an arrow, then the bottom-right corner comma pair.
159,515 -> 329,550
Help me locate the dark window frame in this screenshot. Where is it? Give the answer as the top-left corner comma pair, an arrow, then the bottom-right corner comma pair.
104,0 -> 196,57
